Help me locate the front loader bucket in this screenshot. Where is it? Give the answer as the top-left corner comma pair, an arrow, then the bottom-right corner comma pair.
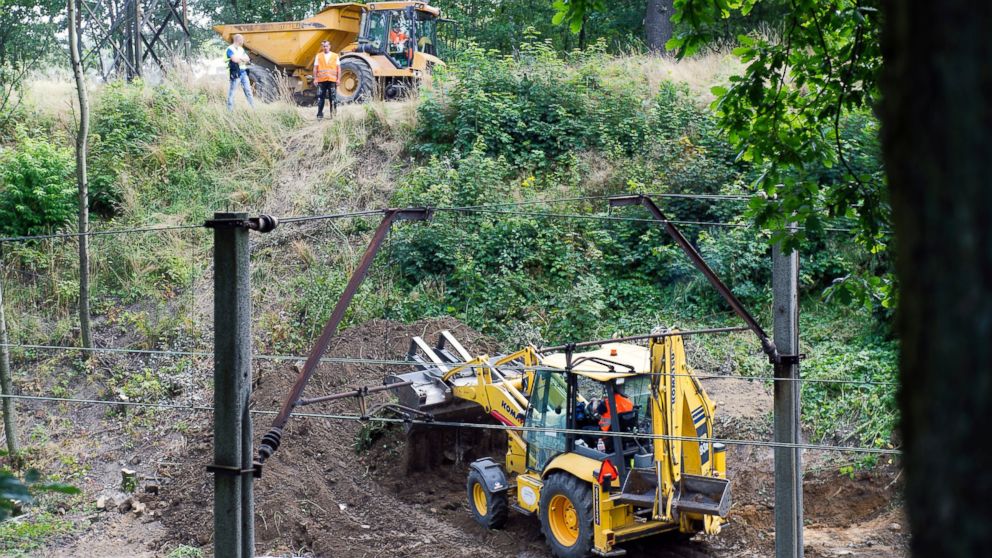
384,332 -> 489,421
675,474 -> 731,518
385,369 -> 490,422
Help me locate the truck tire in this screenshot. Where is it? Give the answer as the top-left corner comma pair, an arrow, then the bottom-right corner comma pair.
539,473 -> 594,558
467,469 -> 508,529
247,66 -> 279,102
336,59 -> 376,104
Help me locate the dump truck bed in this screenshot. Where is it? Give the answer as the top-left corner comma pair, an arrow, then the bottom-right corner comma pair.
213,3 -> 364,68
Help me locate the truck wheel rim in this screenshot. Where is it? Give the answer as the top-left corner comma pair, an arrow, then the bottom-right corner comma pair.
549,494 -> 579,546
341,71 -> 358,95
472,482 -> 488,516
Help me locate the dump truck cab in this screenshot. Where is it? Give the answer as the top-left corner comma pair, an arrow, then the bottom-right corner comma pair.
339,2 -> 444,101
213,2 -> 445,104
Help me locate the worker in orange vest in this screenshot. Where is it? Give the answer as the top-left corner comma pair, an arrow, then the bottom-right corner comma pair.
389,21 -> 412,65
313,40 -> 340,119
597,388 -> 634,432
389,24 -> 409,49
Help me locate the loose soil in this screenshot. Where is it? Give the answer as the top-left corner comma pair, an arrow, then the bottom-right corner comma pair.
37,317 -> 907,557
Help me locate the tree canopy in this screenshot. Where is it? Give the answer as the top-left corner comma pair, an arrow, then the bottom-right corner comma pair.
557,0 -> 891,309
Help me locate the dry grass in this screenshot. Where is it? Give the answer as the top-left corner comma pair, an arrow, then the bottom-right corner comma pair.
22,70 -> 80,118
600,51 -> 742,106
260,99 -> 417,216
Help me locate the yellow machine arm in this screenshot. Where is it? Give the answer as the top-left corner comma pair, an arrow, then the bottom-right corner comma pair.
442,348 -> 539,474
649,331 -> 727,533
389,338 -> 540,475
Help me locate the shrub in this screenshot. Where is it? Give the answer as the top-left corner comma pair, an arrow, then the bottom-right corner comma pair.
89,80 -> 157,213
0,135 -> 75,237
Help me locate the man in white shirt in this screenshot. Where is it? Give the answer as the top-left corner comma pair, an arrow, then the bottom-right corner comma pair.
226,34 -> 255,110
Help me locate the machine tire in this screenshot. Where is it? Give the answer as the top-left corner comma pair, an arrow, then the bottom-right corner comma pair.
247,66 -> 279,102
466,469 -> 507,529
539,473 -> 594,558
336,59 -> 375,104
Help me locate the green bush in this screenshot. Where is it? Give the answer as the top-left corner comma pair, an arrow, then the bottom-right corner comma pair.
0,135 -> 75,237
89,80 -> 157,214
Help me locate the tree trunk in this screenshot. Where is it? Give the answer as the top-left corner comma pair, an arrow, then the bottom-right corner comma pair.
578,14 -> 588,50
0,271 -> 19,460
68,0 -> 92,350
645,0 -> 674,53
879,1 -> 992,555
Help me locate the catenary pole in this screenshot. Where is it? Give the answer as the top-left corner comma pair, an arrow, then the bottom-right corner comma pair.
207,212 -> 280,558
773,223 -> 803,557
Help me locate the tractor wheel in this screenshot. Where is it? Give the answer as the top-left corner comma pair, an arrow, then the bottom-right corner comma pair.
336,59 -> 375,104
247,66 -> 279,102
466,469 -> 508,529
539,473 -> 594,558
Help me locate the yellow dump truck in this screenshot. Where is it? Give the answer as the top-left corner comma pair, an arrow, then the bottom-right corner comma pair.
213,2 -> 445,104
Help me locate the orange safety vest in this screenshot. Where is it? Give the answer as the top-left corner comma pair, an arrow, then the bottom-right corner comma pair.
314,51 -> 339,83
599,393 -> 634,431
389,30 -> 409,44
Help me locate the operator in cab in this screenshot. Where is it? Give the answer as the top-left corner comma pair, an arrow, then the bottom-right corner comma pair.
389,19 -> 413,65
597,381 -> 634,432
577,381 -> 635,453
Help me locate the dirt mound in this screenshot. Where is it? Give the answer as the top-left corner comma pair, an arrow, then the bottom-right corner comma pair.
160,317 -> 517,557
710,442 -> 907,557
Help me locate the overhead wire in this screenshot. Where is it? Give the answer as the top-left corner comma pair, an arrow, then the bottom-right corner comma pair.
0,393 -> 900,456
435,206 -> 870,234
0,222 -> 203,244
0,342 -> 900,388
0,193 -> 869,244
277,209 -> 386,224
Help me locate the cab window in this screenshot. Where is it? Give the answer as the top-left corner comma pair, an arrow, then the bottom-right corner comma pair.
363,11 -> 389,52
523,370 -> 567,472
415,13 -> 438,56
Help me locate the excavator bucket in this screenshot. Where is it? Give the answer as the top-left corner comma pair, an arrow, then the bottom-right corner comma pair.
675,474 -> 732,518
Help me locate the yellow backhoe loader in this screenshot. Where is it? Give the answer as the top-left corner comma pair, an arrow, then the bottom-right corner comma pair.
388,329 -> 730,558
252,196 -> 795,556
213,2 -> 445,104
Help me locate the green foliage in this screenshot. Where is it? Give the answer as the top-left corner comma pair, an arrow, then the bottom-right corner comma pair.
798,305 -> 898,453
0,510 -> 74,556
0,134 -> 75,236
89,81 -> 158,213
669,0 -> 891,310
552,0 -> 607,33
353,421 -> 391,454
418,36 -> 674,168
0,468 -> 79,523
0,0 -> 63,135
403,38 -> 887,342
166,546 -> 205,558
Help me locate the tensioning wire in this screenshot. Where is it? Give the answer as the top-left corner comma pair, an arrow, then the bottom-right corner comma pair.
0,392 -> 899,455
0,342 -> 899,387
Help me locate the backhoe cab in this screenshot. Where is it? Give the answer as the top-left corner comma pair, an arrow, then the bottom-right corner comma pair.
389,330 -> 730,558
